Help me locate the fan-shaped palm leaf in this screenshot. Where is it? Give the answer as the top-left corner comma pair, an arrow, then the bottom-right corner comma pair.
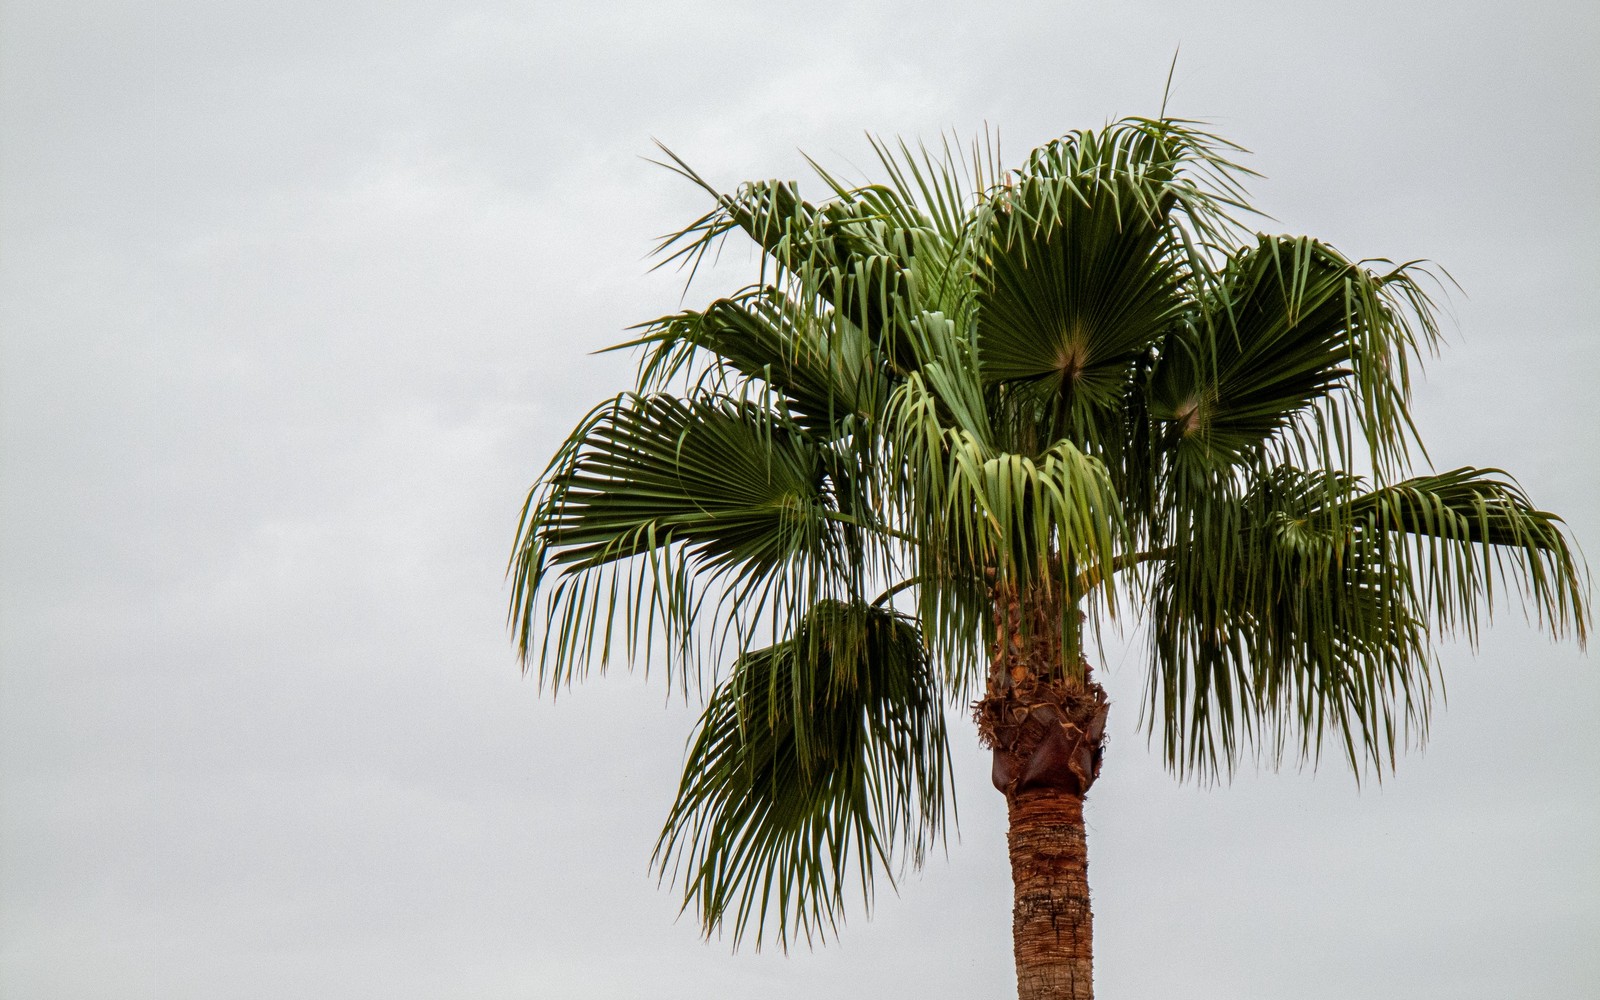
510,391 -> 856,689
1147,236 -> 1440,479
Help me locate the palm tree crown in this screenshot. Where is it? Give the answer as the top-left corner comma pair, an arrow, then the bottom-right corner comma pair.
509,117 -> 1587,961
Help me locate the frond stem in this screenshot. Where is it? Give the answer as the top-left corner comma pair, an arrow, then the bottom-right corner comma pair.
871,577 -> 922,607
1074,548 -> 1175,594
818,510 -> 923,547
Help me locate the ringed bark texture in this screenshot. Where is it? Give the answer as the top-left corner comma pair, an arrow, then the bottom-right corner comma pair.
1008,789 -> 1094,1000
975,582 -> 1106,1000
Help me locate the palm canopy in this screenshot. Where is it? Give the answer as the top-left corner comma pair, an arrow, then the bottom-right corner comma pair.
509,117 -> 1588,949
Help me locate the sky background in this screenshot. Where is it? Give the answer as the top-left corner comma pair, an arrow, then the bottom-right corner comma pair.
2,1 -> 1596,997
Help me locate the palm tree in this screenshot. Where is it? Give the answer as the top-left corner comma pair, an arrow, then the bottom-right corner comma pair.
508,117 -> 1588,1000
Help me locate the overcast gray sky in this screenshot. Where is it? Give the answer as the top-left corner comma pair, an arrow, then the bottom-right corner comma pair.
2,2 -> 1596,998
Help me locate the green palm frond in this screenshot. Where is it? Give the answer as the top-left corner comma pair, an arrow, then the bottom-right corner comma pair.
619,288 -> 887,434
1147,236 -> 1441,480
1016,117 -> 1255,246
1149,467 -> 1430,776
974,147 -> 1186,451
1147,465 -> 1587,778
974,123 -> 1238,386
969,119 -> 1260,515
1329,467 -> 1588,642
654,600 -> 950,950
883,371 -> 1126,581
864,131 -> 1001,246
652,170 -> 917,368
653,142 -> 985,379
509,391 -> 862,689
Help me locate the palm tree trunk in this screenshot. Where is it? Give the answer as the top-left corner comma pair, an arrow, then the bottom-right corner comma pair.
1007,787 -> 1094,1000
976,583 -> 1108,1000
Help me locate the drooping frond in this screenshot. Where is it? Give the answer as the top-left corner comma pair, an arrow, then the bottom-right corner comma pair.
1329,467 -> 1588,642
654,600 -> 951,950
1146,465 -> 1587,778
877,370 -> 1128,688
1149,467 -> 1430,776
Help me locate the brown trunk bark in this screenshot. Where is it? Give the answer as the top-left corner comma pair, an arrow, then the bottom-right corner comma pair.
1007,788 -> 1094,1000
974,582 -> 1106,1000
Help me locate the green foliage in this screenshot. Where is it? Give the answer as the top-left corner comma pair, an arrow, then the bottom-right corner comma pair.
655,601 -> 949,950
510,117 -> 1589,948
